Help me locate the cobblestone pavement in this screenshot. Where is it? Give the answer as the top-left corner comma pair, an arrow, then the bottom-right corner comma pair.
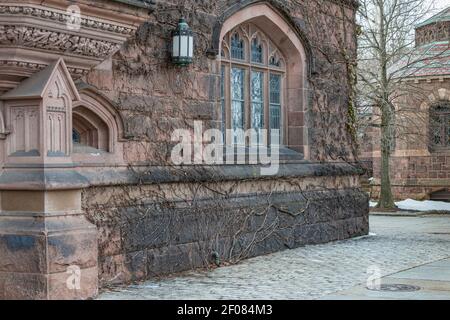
99,215 -> 450,300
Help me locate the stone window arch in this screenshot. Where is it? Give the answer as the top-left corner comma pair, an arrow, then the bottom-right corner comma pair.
72,106 -> 110,152
217,3 -> 309,155
429,101 -> 450,151
71,86 -> 125,163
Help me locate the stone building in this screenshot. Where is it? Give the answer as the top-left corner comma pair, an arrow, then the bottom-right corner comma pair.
361,7 -> 450,201
0,0 -> 368,300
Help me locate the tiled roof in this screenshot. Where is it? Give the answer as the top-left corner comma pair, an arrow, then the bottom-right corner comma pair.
390,41 -> 450,78
416,7 -> 450,28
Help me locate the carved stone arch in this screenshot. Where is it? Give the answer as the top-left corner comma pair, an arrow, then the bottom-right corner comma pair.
72,84 -> 126,160
76,84 -> 126,138
208,0 -> 315,77
420,88 -> 450,111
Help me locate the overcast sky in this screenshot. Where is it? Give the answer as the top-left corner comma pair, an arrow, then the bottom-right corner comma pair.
426,0 -> 449,18
436,0 -> 449,9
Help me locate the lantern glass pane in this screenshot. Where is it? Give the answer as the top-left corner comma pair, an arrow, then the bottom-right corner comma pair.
188,36 -> 194,58
180,35 -> 188,57
173,35 -> 180,57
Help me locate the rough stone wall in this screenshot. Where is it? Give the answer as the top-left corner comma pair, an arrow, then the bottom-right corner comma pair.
79,0 -> 364,286
82,175 -> 368,285
84,0 -> 360,163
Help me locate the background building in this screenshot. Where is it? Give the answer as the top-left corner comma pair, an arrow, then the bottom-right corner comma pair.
361,7 -> 450,202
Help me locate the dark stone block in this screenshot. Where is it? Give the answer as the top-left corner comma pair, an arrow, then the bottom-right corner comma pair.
96,188 -> 369,285
247,229 -> 296,258
125,250 -> 148,282
121,212 -> 172,252
0,272 -> 47,300
146,244 -> 197,277
4,235 -> 36,252
47,231 -> 98,274
0,234 -> 47,273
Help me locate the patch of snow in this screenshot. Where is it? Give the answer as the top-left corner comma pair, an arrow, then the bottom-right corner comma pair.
396,199 -> 450,212
370,199 -> 450,211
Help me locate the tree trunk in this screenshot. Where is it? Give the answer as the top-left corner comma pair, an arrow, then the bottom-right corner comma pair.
379,118 -> 396,209
376,0 -> 396,210
378,98 -> 396,209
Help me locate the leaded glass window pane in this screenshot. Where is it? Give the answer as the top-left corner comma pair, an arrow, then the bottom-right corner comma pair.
448,116 -> 450,145
231,33 -> 244,60
270,74 -> 281,141
432,114 -> 443,145
269,56 -> 281,67
73,130 -> 81,144
220,66 -> 226,139
430,103 -> 450,149
251,71 -> 264,131
231,67 -> 245,142
251,38 -> 263,63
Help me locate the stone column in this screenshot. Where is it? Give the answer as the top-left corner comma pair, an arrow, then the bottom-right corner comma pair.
0,171 -> 98,300
0,59 -> 99,300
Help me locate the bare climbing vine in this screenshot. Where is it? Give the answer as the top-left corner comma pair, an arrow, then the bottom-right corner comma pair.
82,0 -> 366,287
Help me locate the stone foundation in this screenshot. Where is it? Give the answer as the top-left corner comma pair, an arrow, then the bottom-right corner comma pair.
79,163 -> 369,286
0,163 -> 369,299
93,189 -> 368,285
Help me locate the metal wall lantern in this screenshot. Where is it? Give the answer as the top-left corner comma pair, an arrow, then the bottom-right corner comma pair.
172,18 -> 194,66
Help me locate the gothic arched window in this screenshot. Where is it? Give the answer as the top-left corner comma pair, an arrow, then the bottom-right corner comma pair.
221,24 -> 286,144
430,102 -> 450,150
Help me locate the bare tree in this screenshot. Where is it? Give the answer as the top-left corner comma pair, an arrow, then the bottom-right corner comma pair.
356,0 -> 446,209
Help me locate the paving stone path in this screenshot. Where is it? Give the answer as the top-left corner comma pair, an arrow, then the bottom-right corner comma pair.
99,215 -> 450,300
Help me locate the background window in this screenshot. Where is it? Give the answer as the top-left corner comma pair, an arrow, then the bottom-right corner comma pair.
430,102 -> 450,150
